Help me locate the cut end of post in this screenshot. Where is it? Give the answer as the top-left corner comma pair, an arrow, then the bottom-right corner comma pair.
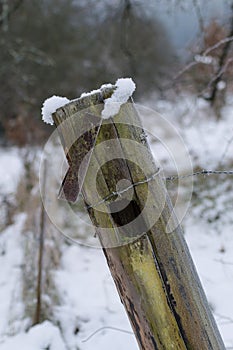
42,78 -> 136,203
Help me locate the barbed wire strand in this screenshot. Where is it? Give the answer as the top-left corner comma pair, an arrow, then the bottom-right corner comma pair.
218,134 -> 233,166
86,167 -> 161,209
166,169 -> 233,181
82,326 -> 133,343
86,169 -> 233,210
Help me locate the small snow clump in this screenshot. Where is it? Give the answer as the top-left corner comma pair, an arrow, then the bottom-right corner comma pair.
41,96 -> 70,125
194,54 -> 213,65
102,78 -> 136,119
80,83 -> 113,98
217,81 -> 226,91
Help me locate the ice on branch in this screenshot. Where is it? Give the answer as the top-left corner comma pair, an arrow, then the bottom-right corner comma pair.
41,96 -> 70,125
102,78 -> 136,119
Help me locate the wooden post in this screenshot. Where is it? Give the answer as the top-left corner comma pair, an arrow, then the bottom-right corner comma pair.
52,86 -> 225,350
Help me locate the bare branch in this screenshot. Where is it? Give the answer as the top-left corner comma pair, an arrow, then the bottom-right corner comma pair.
218,132 -> 233,167
0,0 -> 24,29
204,35 -> 233,56
214,259 -> 233,267
33,159 -> 47,325
171,35 -> 233,84
199,57 -> 233,97
82,326 -> 133,343
192,0 -> 204,34
207,5 -> 233,104
120,0 -> 137,76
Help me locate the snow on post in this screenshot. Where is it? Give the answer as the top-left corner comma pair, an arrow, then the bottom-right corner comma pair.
41,78 -> 136,125
101,78 -> 136,119
41,96 -> 70,125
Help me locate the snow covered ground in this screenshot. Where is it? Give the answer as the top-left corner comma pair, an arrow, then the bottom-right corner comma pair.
0,96 -> 233,349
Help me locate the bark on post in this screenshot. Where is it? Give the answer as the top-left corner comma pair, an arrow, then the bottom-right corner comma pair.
52,86 -> 225,350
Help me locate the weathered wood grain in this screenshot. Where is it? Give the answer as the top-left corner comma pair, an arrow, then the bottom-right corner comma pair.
52,86 -> 225,350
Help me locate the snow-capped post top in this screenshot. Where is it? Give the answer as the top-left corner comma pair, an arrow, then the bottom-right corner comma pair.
41,96 -> 70,125
101,78 -> 136,119
41,78 -> 136,125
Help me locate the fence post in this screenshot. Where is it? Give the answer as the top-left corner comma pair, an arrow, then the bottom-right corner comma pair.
52,85 -> 225,350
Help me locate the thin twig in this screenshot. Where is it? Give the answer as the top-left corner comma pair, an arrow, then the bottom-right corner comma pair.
192,0 -> 204,34
204,36 -> 233,56
82,326 -> 133,343
34,159 -> 47,325
0,0 -> 24,29
207,4 -> 233,104
218,133 -> 233,167
120,0 -> 137,76
168,35 -> 233,85
199,57 -> 233,97
214,259 -> 233,267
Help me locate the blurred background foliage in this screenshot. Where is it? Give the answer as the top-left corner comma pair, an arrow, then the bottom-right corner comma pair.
0,0 -> 232,145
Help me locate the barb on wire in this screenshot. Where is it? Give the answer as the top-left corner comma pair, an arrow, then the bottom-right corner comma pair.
166,169 -> 233,181
82,326 -> 133,343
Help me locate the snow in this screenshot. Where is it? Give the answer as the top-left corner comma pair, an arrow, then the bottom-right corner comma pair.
217,81 -> 226,91
80,83 -> 113,98
54,244 -> 137,350
81,78 -> 136,119
0,148 -> 23,195
101,78 -> 136,119
2,91 -> 233,349
0,147 -> 24,232
194,54 -> 214,65
183,104 -> 233,169
0,321 -> 66,350
41,96 -> 70,125
41,78 -> 135,124
185,218 -> 233,348
0,214 -> 27,339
